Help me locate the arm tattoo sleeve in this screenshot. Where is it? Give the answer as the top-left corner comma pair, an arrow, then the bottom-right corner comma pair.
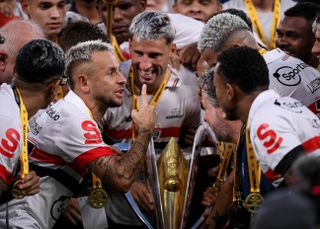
88,129 -> 152,192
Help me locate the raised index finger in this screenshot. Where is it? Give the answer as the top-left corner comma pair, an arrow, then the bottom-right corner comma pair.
140,84 -> 148,107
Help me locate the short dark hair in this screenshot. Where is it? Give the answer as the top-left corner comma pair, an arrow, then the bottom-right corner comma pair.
285,2 -> 320,24
217,8 -> 253,32
60,21 -> 108,51
217,47 -> 269,93
15,39 -> 65,84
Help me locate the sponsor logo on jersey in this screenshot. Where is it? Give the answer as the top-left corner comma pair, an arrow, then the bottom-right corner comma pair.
257,123 -> 283,154
50,195 -> 70,221
0,128 -> 19,158
309,119 -> 320,129
274,98 -> 303,113
29,118 -> 42,136
46,104 -> 60,121
273,63 -> 308,86
165,108 -> 183,120
307,78 -> 320,94
82,120 -> 103,144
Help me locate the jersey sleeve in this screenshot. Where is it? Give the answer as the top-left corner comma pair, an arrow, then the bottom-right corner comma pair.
55,112 -> 114,170
250,113 -> 301,171
0,115 -> 21,186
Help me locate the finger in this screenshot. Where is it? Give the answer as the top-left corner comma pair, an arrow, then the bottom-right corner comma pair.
140,84 -> 148,106
19,172 -> 40,190
64,211 -> 78,225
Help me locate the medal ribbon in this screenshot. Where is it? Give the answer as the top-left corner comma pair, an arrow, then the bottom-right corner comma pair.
232,125 -> 246,202
111,35 -> 128,62
245,126 -> 261,193
216,142 -> 233,182
14,88 -> 29,179
129,67 -> 169,139
244,0 -> 281,49
86,109 -> 103,191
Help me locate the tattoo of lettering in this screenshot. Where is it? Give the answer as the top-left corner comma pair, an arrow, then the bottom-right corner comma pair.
89,130 -> 152,192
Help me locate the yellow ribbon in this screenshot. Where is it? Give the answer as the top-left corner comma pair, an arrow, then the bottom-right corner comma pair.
111,35 -> 128,62
244,0 -> 281,49
15,88 -> 29,179
245,126 -> 261,193
216,142 -> 234,182
232,125 -> 246,202
129,68 -> 169,139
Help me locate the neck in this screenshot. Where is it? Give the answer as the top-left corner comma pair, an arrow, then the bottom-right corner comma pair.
237,91 -> 261,124
251,0 -> 274,12
230,121 -> 243,143
80,93 -> 107,121
18,88 -> 44,118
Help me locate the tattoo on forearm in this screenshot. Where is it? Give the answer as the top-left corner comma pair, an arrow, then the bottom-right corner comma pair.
89,130 -> 152,192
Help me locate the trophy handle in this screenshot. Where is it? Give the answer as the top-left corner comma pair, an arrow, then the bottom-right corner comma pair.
180,123 -> 218,229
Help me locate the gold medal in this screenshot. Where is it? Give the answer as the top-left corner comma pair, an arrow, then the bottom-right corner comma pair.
212,179 -> 224,196
11,179 -> 26,199
88,188 -> 108,208
243,192 -> 263,213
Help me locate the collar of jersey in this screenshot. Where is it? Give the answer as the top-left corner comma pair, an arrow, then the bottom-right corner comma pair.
247,89 -> 280,129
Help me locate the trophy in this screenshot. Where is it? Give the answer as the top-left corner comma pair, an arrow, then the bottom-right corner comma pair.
125,124 -> 218,229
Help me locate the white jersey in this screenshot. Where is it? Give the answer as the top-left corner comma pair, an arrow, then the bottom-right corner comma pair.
101,61 -> 201,149
265,49 -> 320,117
223,0 -> 296,45
0,91 -> 114,228
248,89 -> 320,185
0,84 -> 21,188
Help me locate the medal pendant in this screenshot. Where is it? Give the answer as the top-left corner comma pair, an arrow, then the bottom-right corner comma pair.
243,192 -> 263,213
88,188 -> 108,208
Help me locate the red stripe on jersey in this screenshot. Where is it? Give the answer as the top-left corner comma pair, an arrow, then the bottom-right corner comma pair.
107,127 -> 181,140
0,164 -> 14,186
156,127 -> 180,137
302,136 -> 320,153
31,147 -> 68,166
74,146 -> 115,170
106,129 -> 132,139
264,168 -> 281,183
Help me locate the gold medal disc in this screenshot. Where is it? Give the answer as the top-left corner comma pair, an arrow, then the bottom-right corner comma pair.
88,188 -> 108,208
243,192 -> 263,213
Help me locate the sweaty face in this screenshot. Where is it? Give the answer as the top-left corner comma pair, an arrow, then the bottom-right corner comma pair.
312,25 -> 320,64
98,0 -> 145,45
213,64 -> 238,121
276,16 -> 316,66
172,0 -> 221,22
89,51 -> 127,108
22,0 -> 66,40
129,36 -> 173,93
202,92 -> 231,142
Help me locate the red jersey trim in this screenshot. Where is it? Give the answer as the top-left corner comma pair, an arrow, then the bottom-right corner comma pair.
0,164 -> 14,186
74,146 -> 115,170
302,136 -> 320,153
31,147 -> 67,166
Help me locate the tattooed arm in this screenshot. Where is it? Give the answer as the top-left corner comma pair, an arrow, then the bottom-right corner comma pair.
89,129 -> 152,192
89,84 -> 156,192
